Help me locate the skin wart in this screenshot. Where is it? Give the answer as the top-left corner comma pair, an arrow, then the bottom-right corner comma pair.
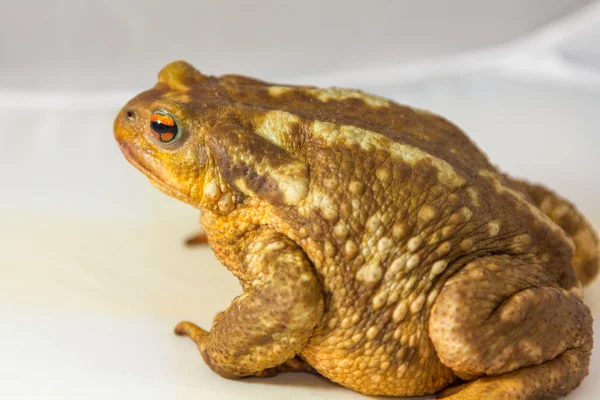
114,60 -> 600,399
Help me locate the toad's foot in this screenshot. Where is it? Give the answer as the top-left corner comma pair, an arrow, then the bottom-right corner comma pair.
437,346 -> 590,399
254,357 -> 316,377
175,321 -> 208,344
185,232 -> 209,246
175,321 -> 314,378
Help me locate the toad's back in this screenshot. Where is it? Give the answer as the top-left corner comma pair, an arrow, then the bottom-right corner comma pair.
216,76 -> 493,176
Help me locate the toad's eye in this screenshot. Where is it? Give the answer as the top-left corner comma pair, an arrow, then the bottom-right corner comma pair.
150,111 -> 179,143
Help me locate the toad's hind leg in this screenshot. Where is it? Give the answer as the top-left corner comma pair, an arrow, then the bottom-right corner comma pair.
430,256 -> 593,399
509,177 -> 600,285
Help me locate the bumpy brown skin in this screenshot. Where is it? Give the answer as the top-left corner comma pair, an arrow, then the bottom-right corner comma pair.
114,61 -> 600,398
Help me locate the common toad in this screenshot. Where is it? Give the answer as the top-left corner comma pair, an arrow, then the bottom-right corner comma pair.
114,61 -> 600,398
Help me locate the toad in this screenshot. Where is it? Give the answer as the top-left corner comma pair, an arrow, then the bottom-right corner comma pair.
114,61 -> 600,398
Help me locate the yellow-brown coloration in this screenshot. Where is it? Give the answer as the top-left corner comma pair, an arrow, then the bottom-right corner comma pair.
311,121 -> 467,188
487,219 -> 501,237
269,85 -> 391,109
306,87 -> 390,108
114,61 -> 599,399
356,261 -> 384,285
253,110 -> 301,151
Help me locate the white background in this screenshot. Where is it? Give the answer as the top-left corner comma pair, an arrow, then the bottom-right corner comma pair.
2,1 -> 600,399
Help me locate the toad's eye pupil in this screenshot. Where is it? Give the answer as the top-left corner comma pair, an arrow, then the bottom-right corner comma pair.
150,120 -> 175,134
150,112 -> 179,143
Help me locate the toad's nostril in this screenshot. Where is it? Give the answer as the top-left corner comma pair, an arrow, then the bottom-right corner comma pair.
126,109 -> 136,120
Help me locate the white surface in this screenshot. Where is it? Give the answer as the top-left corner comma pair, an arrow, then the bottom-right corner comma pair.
2,1 -> 600,399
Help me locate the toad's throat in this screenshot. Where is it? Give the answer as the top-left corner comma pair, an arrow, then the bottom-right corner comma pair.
118,141 -> 195,205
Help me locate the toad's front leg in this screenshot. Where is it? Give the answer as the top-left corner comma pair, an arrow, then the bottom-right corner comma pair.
175,230 -> 325,378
